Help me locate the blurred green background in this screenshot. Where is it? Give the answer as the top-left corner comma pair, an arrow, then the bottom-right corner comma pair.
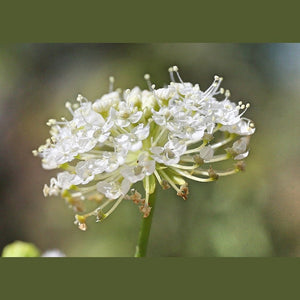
0,43 -> 299,257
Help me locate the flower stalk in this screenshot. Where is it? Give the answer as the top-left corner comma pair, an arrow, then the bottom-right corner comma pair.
134,189 -> 157,257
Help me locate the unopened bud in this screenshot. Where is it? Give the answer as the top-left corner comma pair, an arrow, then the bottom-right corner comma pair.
193,154 -> 204,165
177,183 -> 189,200
161,180 -> 170,190
208,166 -> 219,180
235,161 -> 246,171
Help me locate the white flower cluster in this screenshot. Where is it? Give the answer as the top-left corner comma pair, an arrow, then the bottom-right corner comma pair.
33,66 -> 255,230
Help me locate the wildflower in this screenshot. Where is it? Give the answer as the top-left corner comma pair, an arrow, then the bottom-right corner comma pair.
34,66 -> 255,230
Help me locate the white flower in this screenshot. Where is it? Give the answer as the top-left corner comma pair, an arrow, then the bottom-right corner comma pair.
231,137 -> 250,160
199,146 -> 214,161
92,91 -> 120,113
220,118 -> 255,135
121,154 -> 156,183
115,123 -> 150,152
34,66 -> 256,229
110,103 -> 143,128
57,172 -> 82,190
97,179 -> 130,200
151,139 -> 187,165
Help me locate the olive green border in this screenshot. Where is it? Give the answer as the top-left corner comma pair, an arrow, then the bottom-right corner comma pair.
0,1 -> 299,42
0,258 -> 299,297
1,0 -> 299,297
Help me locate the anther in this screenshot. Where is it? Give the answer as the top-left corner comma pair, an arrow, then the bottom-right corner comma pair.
46,119 -> 56,126
173,66 -> 179,72
76,94 -> 83,102
75,215 -> 87,231
225,90 -> 231,98
65,102 -> 71,109
32,150 -> 38,156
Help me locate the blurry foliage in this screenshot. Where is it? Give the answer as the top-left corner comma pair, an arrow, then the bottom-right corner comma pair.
2,240 -> 40,257
0,44 -> 299,256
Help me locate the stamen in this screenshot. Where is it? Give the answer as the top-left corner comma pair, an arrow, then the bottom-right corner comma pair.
65,102 -> 74,115
144,74 -> 153,91
102,196 -> 124,218
203,75 -> 223,97
109,76 -> 115,92
76,94 -> 83,103
225,89 -> 231,99
238,102 -> 251,118
168,67 -> 175,82
172,66 -> 184,84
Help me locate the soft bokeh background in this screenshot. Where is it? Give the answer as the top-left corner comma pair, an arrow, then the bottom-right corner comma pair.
0,43 -> 299,257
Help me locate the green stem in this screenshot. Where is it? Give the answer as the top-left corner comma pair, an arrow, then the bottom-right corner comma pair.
134,191 -> 157,257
